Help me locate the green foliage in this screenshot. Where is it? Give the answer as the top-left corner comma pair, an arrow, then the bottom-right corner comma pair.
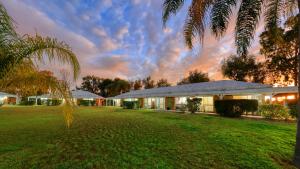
133,79 -> 143,90
46,99 -> 63,106
187,98 -> 202,114
142,76 -> 155,89
79,76 -> 131,97
0,3 -> 81,127
78,100 -> 96,106
287,103 -> 298,119
178,70 -> 209,85
123,101 -> 139,109
259,15 -> 299,85
156,78 -> 171,88
19,100 -> 35,106
214,99 -> 258,117
258,104 -> 290,120
221,55 -> 266,83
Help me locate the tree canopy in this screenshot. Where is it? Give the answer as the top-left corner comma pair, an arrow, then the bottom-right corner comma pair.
221,55 -> 266,83
178,70 -> 209,85
156,78 -> 171,88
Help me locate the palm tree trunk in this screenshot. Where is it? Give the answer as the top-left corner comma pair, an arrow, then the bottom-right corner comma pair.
293,1 -> 300,167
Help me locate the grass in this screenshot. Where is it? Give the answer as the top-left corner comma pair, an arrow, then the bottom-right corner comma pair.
0,106 -> 297,169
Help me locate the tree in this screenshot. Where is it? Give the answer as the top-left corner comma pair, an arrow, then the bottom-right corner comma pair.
162,0 -> 300,165
106,78 -> 131,97
221,55 -> 266,83
156,78 -> 171,87
0,3 -> 80,127
178,70 -> 209,85
260,15 -> 299,85
143,76 -> 155,89
133,79 -> 143,90
80,76 -> 101,95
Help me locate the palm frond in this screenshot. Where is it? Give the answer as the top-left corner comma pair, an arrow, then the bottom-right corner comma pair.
183,0 -> 214,49
19,35 -> 80,80
162,0 -> 185,27
264,0 -> 284,31
0,62 -> 75,127
211,0 -> 237,37
235,0 -> 263,55
0,3 -> 18,46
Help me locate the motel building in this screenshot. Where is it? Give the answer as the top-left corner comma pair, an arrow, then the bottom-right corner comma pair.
28,90 -> 105,106
0,92 -> 18,105
106,80 -> 298,112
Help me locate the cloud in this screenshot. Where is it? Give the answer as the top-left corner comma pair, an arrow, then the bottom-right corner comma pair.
2,0 -> 264,86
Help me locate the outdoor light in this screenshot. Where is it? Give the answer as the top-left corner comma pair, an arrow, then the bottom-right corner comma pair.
287,95 -> 295,100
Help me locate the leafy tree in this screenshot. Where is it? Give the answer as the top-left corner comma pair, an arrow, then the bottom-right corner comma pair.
80,76 -> 101,95
106,78 -> 131,97
156,78 -> 171,87
178,70 -> 209,85
260,15 -> 299,85
162,0 -> 300,164
0,3 -> 80,127
143,76 -> 155,89
221,55 -> 266,83
133,79 -> 143,90
187,98 -> 202,114
79,76 -> 131,97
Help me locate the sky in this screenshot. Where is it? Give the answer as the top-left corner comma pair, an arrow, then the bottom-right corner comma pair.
1,0 -> 263,85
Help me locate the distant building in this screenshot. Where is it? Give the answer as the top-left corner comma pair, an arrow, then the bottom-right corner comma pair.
28,90 -> 105,106
106,80 -> 297,112
0,92 -> 18,105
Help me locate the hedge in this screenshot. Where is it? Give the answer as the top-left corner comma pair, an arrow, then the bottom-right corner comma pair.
47,99 -> 63,106
123,101 -> 139,109
19,100 -> 36,106
258,104 -> 290,120
78,100 -> 96,106
214,99 -> 258,117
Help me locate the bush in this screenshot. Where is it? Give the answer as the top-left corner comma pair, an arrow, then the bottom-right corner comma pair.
19,100 -> 36,106
78,100 -> 96,106
287,103 -> 298,119
258,104 -> 290,120
187,98 -> 202,114
123,101 -> 138,109
47,99 -> 63,106
214,99 -> 258,117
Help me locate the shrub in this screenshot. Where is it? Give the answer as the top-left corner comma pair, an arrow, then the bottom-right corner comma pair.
47,99 -> 63,106
19,100 -> 36,106
187,98 -> 202,114
78,100 -> 95,106
214,99 -> 258,117
123,101 -> 138,109
258,104 -> 290,120
287,103 -> 298,119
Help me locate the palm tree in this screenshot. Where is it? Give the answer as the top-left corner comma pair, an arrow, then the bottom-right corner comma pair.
162,0 -> 300,166
0,3 -> 80,127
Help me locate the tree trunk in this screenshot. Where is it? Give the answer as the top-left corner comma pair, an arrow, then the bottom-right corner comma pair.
293,1 -> 300,167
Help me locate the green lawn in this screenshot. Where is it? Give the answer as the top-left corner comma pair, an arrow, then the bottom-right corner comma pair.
0,106 -> 297,169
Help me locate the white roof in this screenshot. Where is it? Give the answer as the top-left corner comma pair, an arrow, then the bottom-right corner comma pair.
112,80 -> 297,99
28,90 -> 104,99
0,92 -> 17,98
71,90 -> 104,99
